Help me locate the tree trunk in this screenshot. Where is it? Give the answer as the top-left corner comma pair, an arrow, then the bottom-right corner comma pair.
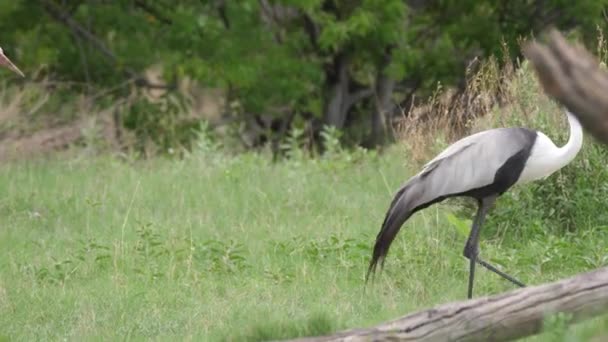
284,266 -> 608,342
370,47 -> 396,147
371,70 -> 396,147
370,77 -> 394,147
323,53 -> 350,129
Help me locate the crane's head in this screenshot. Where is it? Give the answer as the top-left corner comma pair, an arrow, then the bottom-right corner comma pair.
0,47 -> 24,77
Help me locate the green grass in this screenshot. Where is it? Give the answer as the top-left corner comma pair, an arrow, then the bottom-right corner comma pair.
0,144 -> 607,341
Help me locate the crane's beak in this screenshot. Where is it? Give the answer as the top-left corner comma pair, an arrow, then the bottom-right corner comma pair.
0,50 -> 24,77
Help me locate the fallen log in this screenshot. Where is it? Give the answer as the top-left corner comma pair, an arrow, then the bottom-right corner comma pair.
285,267 -> 608,342
523,28 -> 608,145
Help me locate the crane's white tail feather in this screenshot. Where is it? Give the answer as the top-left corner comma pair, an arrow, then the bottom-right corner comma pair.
366,175 -> 427,281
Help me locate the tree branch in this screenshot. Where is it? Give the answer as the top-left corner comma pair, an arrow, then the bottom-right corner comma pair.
134,0 -> 173,25
259,0 -> 284,43
216,0 -> 230,29
300,12 -> 320,49
40,0 -> 173,90
284,267 -> 608,342
345,88 -> 373,110
523,28 -> 608,145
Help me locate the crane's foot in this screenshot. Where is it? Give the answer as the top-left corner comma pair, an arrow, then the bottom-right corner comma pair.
463,247 -> 525,288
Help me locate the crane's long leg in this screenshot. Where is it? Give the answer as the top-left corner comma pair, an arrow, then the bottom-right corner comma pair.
463,195 -> 525,299
476,259 -> 525,287
464,197 -> 493,299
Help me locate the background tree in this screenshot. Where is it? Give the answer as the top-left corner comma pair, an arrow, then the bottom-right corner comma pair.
0,0 -> 606,155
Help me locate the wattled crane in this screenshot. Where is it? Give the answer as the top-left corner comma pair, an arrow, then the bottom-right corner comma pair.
0,46 -> 24,77
367,109 -> 583,299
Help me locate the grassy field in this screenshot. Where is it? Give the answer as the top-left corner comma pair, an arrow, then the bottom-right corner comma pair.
1,142 -> 607,341
2,61 -> 608,341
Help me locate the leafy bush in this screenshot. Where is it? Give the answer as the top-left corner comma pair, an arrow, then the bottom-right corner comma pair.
122,92 -> 200,156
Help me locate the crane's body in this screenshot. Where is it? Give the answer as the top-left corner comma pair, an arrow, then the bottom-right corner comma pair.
367,110 -> 583,298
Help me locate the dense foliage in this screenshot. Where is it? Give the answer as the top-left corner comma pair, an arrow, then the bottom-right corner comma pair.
1,0 -> 607,153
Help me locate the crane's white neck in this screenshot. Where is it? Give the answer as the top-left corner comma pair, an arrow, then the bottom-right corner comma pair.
517,109 -> 583,185
557,110 -> 583,166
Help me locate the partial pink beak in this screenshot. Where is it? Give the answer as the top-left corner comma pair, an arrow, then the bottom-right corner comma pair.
0,48 -> 24,77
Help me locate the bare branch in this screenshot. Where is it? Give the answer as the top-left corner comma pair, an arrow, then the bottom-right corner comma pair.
345,88 -> 374,110
134,0 -> 173,25
283,267 -> 608,342
300,12 -> 320,49
40,0 -> 173,90
216,0 -> 230,29
523,28 -> 608,145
